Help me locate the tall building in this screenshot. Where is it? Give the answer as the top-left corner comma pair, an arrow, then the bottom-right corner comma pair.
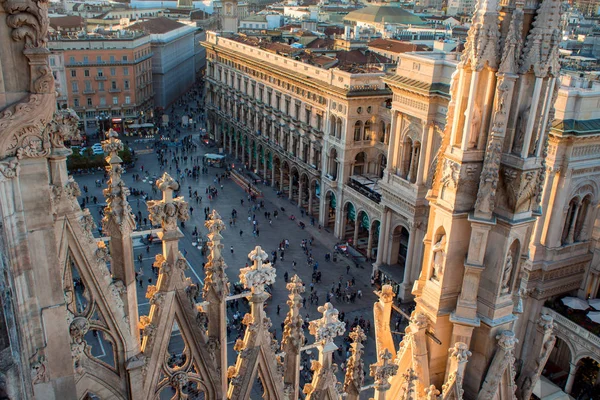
48,31 -> 154,134
447,0 -> 476,17
126,17 -> 198,108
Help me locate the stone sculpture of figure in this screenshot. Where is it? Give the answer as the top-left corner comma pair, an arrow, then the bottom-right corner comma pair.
513,106 -> 530,154
431,234 -> 446,280
468,103 -> 482,149
501,253 -> 513,292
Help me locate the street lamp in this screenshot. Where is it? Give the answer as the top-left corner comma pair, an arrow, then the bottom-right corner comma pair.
96,112 -> 110,137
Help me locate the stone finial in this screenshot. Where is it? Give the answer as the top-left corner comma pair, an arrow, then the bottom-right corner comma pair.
377,284 -> 395,303
449,342 -> 472,363
370,349 -> 399,392
101,128 -> 124,157
410,311 -> 429,330
147,172 -> 189,234
282,275 -> 305,350
101,128 -> 134,231
496,330 -> 518,350
203,209 -> 229,301
205,210 -> 226,235
240,246 -> 276,294
426,385 -> 441,399
287,274 -> 305,296
309,303 -> 345,348
343,326 -> 367,397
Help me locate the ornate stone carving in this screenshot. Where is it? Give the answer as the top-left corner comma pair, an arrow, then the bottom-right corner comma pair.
94,241 -> 110,264
48,109 -> 80,150
441,159 -> 460,189
370,349 -> 399,392
79,210 -> 96,240
501,166 -> 538,213
69,317 -> 90,344
240,246 -> 276,294
147,173 -> 189,232
461,0 -> 501,70
281,275 -> 305,353
30,353 -> 48,384
343,326 -> 366,397
498,10 -> 524,75
0,158 -> 20,182
475,139 -> 502,216
308,303 -> 345,346
16,133 -> 50,159
519,0 -> 562,77
1,0 -> 50,48
153,254 -> 171,275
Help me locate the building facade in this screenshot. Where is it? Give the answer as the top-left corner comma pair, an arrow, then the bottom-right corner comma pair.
49,32 -> 154,134
203,32 -> 393,276
127,17 -> 197,108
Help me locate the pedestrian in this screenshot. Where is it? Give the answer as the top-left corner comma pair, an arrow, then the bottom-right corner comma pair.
284,271 -> 289,282
346,265 -> 350,274
240,230 -> 243,237
230,246 -> 234,254
277,305 -> 281,315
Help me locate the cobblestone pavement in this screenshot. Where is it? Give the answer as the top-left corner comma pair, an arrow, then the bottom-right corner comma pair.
72,90 -> 409,399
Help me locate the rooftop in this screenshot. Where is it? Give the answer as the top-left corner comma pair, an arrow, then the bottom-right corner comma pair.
49,16 -> 85,31
127,16 -> 188,34
344,5 -> 426,26
367,38 -> 429,53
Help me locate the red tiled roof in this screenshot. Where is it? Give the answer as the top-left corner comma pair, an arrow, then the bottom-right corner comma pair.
367,38 -> 428,53
305,38 -> 334,49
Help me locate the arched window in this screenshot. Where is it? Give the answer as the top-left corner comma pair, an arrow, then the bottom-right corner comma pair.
329,116 -> 336,137
363,120 -> 372,141
401,137 -> 413,178
354,121 -> 362,142
575,195 -> 592,241
379,121 -> 386,143
562,198 -> 579,245
336,118 -> 343,139
353,152 -> 366,175
329,148 -> 338,180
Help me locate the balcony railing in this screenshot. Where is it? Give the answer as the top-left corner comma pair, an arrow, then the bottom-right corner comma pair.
95,76 -> 107,81
83,89 -> 96,94
542,306 -> 600,360
109,88 -> 121,93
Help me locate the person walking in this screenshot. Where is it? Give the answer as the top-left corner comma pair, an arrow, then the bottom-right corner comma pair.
230,246 -> 234,254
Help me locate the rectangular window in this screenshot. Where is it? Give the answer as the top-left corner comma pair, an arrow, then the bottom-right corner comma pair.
124,80 -> 130,90
125,96 -> 131,104
84,81 -> 91,91
49,58 -> 56,67
295,103 -> 300,119
86,111 -> 95,118
276,95 -> 281,110
122,55 -> 128,61
99,97 -> 106,106
84,69 -> 90,77
83,56 -> 89,64
87,98 -> 92,106
109,55 -> 115,62
69,56 -> 75,64
98,82 -> 104,91
73,98 -> 79,107
71,70 -> 77,77
96,55 -> 102,63
306,110 -> 311,125
97,69 -> 104,77
113,96 -> 118,105
111,81 -> 117,89
285,99 -> 290,115
71,81 -> 78,92
110,68 -> 116,76
123,67 -> 129,76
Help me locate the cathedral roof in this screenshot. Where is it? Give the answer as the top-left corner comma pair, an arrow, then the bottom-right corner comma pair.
551,118 -> 600,136
344,5 -> 426,26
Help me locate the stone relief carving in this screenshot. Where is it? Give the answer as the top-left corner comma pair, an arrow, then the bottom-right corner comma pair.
501,166 -> 538,213
498,10 -> 524,75
0,158 -> 20,182
370,349 -> 398,393
1,0 -> 50,48
441,159 -> 460,189
475,140 -> 502,216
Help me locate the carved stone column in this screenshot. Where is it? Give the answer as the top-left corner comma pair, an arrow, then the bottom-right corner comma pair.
281,275 -> 305,399
304,303 -> 346,400
203,210 -> 230,397
565,362 -> 577,395
101,129 -> 140,355
517,314 -> 555,400
343,326 -> 366,400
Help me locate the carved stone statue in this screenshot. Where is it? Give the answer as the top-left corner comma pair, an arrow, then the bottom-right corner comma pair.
501,253 -> 514,293
513,106 -> 530,154
431,234 -> 446,280
468,103 -> 482,149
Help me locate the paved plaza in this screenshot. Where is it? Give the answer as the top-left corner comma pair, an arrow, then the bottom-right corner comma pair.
72,94 -> 410,399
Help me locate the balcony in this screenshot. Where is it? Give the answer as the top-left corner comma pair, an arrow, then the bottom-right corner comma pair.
347,175 -> 382,204
542,304 -> 600,361
83,89 -> 96,94
95,76 -> 107,81
109,88 -> 121,93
